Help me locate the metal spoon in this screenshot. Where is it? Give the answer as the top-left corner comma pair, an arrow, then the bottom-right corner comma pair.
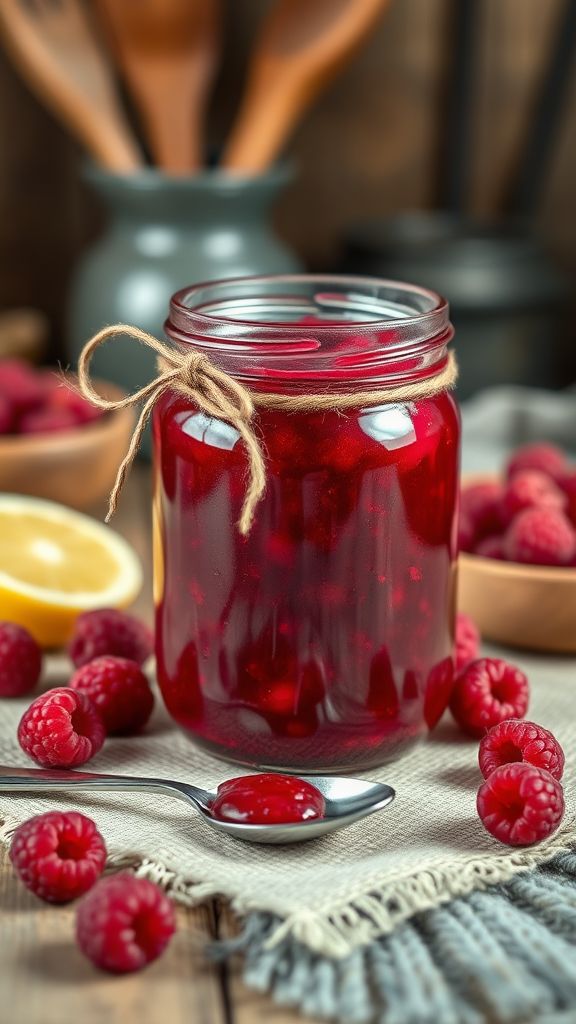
0,765 -> 395,845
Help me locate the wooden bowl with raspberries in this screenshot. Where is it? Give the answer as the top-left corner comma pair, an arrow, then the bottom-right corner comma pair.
0,359 -> 134,510
458,442 -> 576,654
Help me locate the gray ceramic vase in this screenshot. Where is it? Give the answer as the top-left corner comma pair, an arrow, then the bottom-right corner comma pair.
68,165 -> 302,453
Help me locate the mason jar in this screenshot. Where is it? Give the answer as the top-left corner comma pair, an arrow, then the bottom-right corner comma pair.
152,274 -> 460,771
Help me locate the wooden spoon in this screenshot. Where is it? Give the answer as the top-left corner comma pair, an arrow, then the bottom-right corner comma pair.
0,0 -> 142,173
94,0 -> 221,174
222,0 -> 390,174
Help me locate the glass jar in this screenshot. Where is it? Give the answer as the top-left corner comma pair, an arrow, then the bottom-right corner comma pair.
153,274 -> 460,771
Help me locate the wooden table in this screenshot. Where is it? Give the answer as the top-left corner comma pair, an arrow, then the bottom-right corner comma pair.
0,468 -> 303,1024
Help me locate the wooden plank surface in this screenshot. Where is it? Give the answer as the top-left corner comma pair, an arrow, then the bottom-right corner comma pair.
0,466 -> 303,1023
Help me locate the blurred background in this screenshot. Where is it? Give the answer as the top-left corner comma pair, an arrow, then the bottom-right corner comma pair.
0,0 -> 575,402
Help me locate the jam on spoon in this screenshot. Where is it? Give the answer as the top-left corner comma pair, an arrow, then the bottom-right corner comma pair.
211,773 -> 326,825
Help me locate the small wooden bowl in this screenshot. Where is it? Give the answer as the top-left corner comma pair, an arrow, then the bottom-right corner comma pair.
458,476 -> 576,654
0,380 -> 134,511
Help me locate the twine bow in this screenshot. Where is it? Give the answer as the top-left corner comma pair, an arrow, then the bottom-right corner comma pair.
78,324 -> 457,535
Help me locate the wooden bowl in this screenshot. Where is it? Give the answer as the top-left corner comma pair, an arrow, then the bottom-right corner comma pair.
0,380 -> 134,511
458,476 -> 576,654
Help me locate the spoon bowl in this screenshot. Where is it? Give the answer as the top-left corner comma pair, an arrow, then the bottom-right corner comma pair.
0,766 -> 395,845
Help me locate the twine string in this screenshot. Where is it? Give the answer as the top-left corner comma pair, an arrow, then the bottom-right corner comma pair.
78,324 -> 457,535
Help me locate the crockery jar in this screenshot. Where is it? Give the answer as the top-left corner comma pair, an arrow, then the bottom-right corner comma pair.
152,274 -> 460,771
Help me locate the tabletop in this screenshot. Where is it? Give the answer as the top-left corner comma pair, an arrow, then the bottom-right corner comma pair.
0,466 -> 304,1024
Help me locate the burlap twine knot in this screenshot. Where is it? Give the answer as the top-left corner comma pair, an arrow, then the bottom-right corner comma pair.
78,323 -> 458,535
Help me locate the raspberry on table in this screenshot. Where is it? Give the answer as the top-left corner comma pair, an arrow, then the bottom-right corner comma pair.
10,811 -> 106,903
18,687 -> 105,768
460,481 -> 503,539
68,608 -> 154,668
454,612 -> 480,671
504,507 -> 576,566
477,762 -> 564,846
500,469 -> 566,526
0,621 -> 42,698
76,872 -> 176,973
506,442 -> 568,484
449,657 -> 529,737
479,719 -> 565,781
70,656 -> 154,735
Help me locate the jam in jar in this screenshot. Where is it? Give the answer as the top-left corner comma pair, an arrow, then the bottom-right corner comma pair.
153,275 -> 460,771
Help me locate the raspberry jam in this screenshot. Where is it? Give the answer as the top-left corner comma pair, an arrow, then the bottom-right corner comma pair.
211,774 -> 325,824
153,275 -> 460,770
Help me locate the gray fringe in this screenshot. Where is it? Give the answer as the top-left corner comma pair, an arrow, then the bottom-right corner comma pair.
211,852 -> 576,1024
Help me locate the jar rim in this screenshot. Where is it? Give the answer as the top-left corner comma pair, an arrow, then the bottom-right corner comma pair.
165,274 -> 453,392
168,273 -> 449,332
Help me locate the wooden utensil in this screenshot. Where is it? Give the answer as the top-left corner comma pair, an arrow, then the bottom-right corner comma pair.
95,0 -> 220,174
222,0 -> 389,174
0,0 -> 142,173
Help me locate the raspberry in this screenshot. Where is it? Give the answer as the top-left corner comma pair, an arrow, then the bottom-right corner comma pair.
460,481 -> 503,538
450,658 -> 529,737
69,609 -> 154,668
0,394 -> 13,433
0,359 -> 45,413
0,622 -> 42,697
458,513 -> 476,553
10,811 -> 106,903
454,612 -> 480,670
479,719 -> 565,781
19,407 -> 79,435
477,762 -> 564,846
559,470 -> 576,526
76,872 -> 176,973
500,470 -> 566,526
46,377 -> 104,425
504,507 -> 576,566
18,687 -> 105,767
473,535 -> 505,560
70,656 -> 154,735
506,442 -> 568,484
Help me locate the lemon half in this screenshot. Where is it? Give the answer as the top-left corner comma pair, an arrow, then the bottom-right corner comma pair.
0,495 -> 142,647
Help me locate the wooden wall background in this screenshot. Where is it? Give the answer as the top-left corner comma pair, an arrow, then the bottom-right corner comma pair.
0,0 -> 575,359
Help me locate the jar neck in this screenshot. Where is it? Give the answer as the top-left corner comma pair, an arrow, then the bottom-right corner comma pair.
164,274 -> 453,393
83,165 -> 293,225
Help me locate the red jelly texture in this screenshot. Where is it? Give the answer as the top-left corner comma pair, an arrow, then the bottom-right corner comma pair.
211,773 -> 325,824
153,387 -> 459,770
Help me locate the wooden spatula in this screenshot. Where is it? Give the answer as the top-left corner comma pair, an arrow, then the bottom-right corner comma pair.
222,0 -> 390,174
95,0 -> 220,175
0,0 -> 142,173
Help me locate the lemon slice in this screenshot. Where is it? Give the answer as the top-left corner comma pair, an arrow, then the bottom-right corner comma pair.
0,495 -> 143,647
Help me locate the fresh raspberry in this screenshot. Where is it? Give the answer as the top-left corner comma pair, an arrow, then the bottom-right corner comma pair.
458,513 -> 476,553
18,687 -> 105,768
477,763 -> 564,846
0,359 -> 45,413
70,656 -> 154,735
0,394 -> 13,433
68,609 -> 154,668
500,469 -> 566,526
10,811 -> 106,903
76,872 -> 176,973
504,507 -> 576,566
0,622 -> 42,697
473,534 -> 505,560
506,442 -> 568,484
479,719 -> 565,781
559,470 -> 576,526
454,612 -> 480,670
19,407 -> 79,435
45,376 -> 104,425
460,481 -> 503,538
449,658 -> 529,737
